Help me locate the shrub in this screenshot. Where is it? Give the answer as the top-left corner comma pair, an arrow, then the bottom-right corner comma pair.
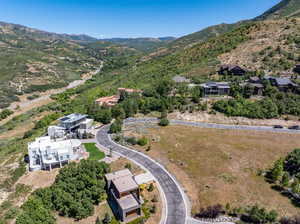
126,137 -> 137,145
109,119 -> 123,134
195,204 -> 224,219
158,118 -> 169,126
0,109 -> 13,121
241,205 -> 278,224
147,183 -> 154,192
137,137 -> 148,146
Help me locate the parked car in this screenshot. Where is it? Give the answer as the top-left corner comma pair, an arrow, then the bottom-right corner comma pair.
273,125 -> 284,129
288,125 -> 300,130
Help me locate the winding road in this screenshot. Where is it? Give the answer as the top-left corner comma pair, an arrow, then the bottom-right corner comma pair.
96,118 -> 300,224
97,125 -> 187,224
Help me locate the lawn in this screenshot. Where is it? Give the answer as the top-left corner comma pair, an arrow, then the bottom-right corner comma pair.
84,143 -> 105,161
124,123 -> 300,216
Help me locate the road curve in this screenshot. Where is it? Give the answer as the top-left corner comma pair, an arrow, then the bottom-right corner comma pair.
96,125 -> 188,224
96,118 -> 299,224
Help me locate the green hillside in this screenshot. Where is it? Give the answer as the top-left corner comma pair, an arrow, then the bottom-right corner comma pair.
256,0 -> 300,20
0,22 -> 104,108
101,37 -> 176,52
169,22 -> 243,50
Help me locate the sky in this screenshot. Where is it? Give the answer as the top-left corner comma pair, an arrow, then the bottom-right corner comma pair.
0,0 -> 280,38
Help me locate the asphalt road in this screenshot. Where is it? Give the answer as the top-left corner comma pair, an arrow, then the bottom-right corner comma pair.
124,117 -> 300,134
96,125 -> 187,224
96,118 -> 299,224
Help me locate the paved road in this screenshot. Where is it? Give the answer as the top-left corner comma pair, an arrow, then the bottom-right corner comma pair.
125,117 -> 300,134
97,118 -> 298,224
96,125 -> 187,224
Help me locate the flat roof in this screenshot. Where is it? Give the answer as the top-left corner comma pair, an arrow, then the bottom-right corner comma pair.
113,175 -> 139,193
117,194 -> 140,210
58,113 -> 87,123
105,169 -> 133,181
200,82 -> 230,88
29,137 -> 81,153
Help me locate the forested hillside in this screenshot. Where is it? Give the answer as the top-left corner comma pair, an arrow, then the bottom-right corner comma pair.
0,22 -> 142,109
101,37 -> 176,52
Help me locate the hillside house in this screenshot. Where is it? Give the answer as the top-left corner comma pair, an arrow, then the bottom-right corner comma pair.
219,64 -> 246,76
28,136 -> 83,171
294,64 -> 300,74
48,113 -> 93,139
265,76 -> 298,92
248,76 -> 264,95
118,88 -> 143,95
172,75 -> 191,83
105,169 -> 142,223
95,95 -> 120,107
200,82 -> 231,96
58,113 -> 88,132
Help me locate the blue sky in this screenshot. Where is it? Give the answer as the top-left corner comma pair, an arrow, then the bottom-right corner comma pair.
0,0 -> 280,38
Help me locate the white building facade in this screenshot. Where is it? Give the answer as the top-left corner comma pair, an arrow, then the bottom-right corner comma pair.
28,136 -> 83,171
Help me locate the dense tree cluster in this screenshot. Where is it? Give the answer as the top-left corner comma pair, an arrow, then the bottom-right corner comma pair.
0,109 -> 13,121
267,149 -> 300,203
213,83 -> 300,119
213,96 -> 279,119
241,205 -> 278,224
16,160 -> 109,223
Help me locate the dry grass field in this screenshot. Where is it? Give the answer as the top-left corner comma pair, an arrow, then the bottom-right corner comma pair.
125,124 -> 300,216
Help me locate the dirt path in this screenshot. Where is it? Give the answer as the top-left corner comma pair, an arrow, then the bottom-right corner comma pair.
0,62 -> 103,126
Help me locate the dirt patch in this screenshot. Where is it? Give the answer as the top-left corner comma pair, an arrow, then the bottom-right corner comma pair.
124,123 -> 300,216
0,111 -> 51,140
56,202 -> 113,224
110,157 -> 145,176
170,111 -> 300,127
17,169 -> 59,190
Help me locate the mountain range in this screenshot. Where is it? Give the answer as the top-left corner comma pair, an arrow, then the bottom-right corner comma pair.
1,0 -> 300,109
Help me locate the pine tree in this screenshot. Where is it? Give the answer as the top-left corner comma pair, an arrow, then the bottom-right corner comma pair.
281,172 -> 290,188
292,178 -> 300,194
270,158 -> 284,183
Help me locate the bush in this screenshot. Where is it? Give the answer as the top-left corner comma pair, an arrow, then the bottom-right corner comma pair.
195,204 -> 224,219
158,118 -> 169,126
241,205 -> 278,224
147,183 -> 154,192
109,119 -> 123,134
16,198 -> 55,224
0,109 -> 13,121
137,137 -> 148,146
126,137 -> 137,145
4,207 -> 19,220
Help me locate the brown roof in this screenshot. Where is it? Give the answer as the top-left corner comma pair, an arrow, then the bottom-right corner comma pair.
95,95 -> 119,106
118,88 -> 143,93
221,64 -> 236,69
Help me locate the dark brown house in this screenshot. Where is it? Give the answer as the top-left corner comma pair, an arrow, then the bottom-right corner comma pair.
265,76 -> 298,93
105,169 -> 142,223
219,64 -> 246,76
294,64 -> 300,74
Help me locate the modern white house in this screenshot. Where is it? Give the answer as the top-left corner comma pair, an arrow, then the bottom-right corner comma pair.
28,136 -> 83,171
48,113 -> 94,139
